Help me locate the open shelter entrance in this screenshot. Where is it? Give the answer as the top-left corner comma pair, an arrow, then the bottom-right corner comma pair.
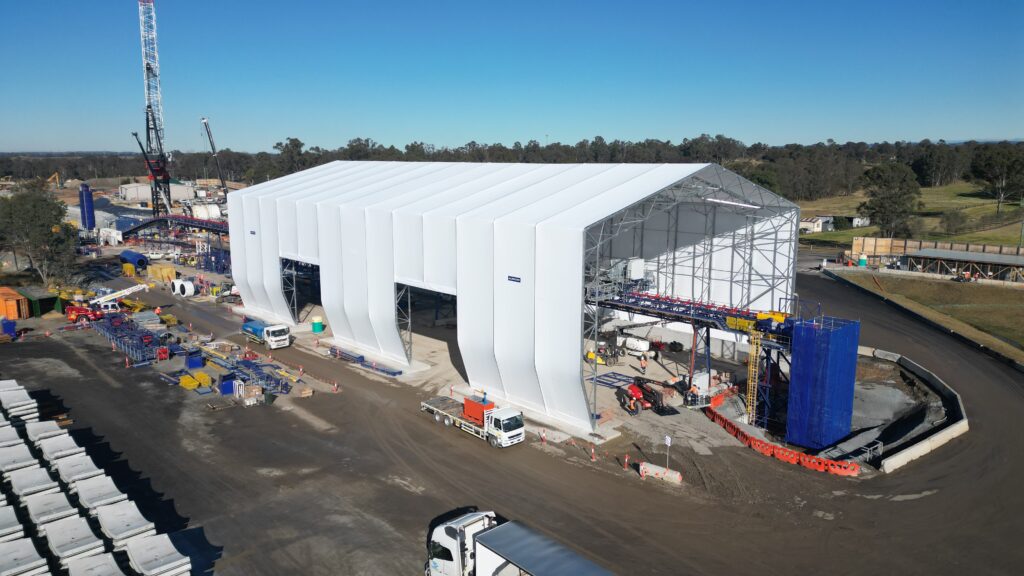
281,258 -> 322,323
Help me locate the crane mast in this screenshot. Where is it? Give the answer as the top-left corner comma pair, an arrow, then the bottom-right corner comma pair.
137,0 -> 172,217
201,117 -> 228,196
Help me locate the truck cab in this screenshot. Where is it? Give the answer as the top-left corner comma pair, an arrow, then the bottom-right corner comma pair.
97,301 -> 122,314
427,511 -> 498,576
485,406 -> 525,448
263,325 -> 290,349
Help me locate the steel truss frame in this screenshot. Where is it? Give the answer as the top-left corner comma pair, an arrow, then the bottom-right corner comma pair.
396,283 -> 413,361
907,255 -> 1024,282
582,165 -> 798,426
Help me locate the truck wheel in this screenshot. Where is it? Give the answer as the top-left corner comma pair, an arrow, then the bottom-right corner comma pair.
489,436 -> 500,448
434,412 -> 442,424
443,416 -> 452,427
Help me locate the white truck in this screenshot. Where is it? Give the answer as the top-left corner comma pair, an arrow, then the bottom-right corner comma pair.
426,511 -> 612,576
241,319 -> 291,350
420,396 -> 525,448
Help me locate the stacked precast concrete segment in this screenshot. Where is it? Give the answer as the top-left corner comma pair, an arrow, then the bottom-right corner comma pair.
228,161 -> 798,431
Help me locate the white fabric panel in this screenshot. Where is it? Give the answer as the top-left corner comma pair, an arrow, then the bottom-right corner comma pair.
458,165 -> 613,408
320,163 -> 433,348
493,165 -> 653,414
393,164 -> 525,292
259,193 -> 291,321
235,163 -> 339,320
316,199 -> 347,340
226,191 -> 252,309
340,163 -> 454,356
242,193 -> 270,316
253,163 -> 343,323
358,164 -> 476,362
295,162 -> 393,262
276,162 -> 373,262
421,165 -> 574,293
535,223 -> 591,427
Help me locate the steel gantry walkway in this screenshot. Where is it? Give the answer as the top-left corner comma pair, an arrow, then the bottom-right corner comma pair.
585,290 -> 790,350
121,215 -> 229,238
584,288 -> 793,428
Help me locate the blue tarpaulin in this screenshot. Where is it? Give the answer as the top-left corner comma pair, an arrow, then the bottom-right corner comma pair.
785,317 -> 860,450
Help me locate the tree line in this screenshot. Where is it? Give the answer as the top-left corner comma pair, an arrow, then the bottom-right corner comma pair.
1,135 -> 1021,206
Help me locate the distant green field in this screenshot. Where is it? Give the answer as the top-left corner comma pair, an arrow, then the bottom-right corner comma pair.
949,221 -> 1023,245
916,181 -> 990,212
797,181 -> 1022,246
797,181 -> 989,216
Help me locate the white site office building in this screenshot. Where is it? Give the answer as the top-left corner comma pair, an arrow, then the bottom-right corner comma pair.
228,161 -> 798,432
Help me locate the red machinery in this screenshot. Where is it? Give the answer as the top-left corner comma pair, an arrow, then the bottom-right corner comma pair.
462,396 -> 495,427
615,377 -> 667,416
65,305 -> 105,324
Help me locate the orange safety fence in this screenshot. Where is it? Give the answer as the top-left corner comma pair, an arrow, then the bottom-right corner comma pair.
709,385 -> 740,408
704,406 -> 860,478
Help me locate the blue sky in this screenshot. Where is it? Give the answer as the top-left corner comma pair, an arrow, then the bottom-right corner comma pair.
1,0 -> 1021,152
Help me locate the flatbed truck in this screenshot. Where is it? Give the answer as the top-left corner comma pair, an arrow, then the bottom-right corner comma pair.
420,395 -> 525,448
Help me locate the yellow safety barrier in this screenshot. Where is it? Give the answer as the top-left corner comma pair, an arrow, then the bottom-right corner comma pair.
193,371 -> 212,387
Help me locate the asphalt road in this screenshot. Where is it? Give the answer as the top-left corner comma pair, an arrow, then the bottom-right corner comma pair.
1,272 -> 1020,575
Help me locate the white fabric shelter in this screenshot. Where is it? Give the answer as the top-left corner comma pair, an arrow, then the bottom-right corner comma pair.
229,161 -> 797,431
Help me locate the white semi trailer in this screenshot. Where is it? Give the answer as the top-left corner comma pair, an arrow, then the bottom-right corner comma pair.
426,511 -> 612,576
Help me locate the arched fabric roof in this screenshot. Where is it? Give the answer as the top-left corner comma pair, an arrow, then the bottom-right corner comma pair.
228,161 -> 797,431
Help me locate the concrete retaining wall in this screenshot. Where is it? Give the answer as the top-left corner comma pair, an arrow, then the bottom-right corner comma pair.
867,351 -> 970,473
853,327 -> 971,473
880,419 -> 970,473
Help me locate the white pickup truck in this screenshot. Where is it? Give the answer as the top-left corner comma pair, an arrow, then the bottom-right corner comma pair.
426,511 -> 612,576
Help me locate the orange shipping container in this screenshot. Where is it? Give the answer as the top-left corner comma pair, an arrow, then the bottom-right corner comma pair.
0,287 -> 30,320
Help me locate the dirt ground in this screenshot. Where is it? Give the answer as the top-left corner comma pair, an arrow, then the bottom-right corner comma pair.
0,272 -> 1021,575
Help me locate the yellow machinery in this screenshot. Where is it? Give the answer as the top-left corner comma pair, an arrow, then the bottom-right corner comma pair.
746,330 -> 763,425
193,371 -> 212,388
147,264 -> 177,283
120,298 -> 146,313
179,374 -> 200,390
46,171 -> 63,189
